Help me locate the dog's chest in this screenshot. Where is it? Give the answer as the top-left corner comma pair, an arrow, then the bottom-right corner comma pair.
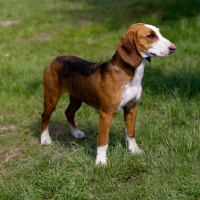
119,60 -> 145,109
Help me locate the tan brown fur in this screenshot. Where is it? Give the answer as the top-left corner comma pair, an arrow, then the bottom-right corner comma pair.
41,23 -> 176,157
42,51 -> 136,146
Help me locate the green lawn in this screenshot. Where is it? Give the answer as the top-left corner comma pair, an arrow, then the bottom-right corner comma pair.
0,0 -> 200,199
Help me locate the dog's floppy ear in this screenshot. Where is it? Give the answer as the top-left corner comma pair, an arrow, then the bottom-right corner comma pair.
117,33 -> 142,68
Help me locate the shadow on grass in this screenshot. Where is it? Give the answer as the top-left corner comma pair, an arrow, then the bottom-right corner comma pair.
143,66 -> 200,99
30,112 -> 128,160
30,119 -> 99,158
50,0 -> 200,30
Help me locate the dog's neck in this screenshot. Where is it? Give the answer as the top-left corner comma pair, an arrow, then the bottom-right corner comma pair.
135,58 -> 146,80
112,51 -> 149,69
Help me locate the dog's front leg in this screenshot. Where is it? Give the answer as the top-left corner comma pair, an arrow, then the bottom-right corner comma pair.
124,103 -> 143,154
95,110 -> 115,165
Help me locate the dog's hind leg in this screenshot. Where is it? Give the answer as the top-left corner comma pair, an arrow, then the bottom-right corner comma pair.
65,95 -> 86,139
41,92 -> 60,145
41,66 -> 60,145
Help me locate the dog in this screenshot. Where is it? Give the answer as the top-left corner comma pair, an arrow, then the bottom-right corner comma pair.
41,23 -> 176,165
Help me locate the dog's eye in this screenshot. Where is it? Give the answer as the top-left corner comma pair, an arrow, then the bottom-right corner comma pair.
147,34 -> 155,38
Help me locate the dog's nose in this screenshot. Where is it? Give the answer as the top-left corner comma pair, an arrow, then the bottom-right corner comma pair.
169,44 -> 176,52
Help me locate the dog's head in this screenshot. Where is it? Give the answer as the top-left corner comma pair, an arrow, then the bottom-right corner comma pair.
117,23 -> 176,68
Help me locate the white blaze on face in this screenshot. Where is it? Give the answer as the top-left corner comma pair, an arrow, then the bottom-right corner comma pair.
144,24 -> 174,57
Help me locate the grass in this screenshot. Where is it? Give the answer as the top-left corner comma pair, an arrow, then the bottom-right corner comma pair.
0,0 -> 200,199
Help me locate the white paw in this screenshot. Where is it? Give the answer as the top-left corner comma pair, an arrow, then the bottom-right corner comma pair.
95,157 -> 107,165
129,146 -> 144,154
95,145 -> 108,165
69,125 -> 86,139
41,128 -> 52,145
126,137 -> 143,154
72,130 -> 86,139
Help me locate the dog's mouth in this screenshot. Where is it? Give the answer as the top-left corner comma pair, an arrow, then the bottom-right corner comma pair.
150,52 -> 156,56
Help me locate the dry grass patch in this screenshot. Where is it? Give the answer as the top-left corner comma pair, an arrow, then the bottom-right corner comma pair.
0,20 -> 20,27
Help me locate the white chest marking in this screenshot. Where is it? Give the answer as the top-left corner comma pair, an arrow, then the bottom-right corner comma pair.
119,59 -> 146,109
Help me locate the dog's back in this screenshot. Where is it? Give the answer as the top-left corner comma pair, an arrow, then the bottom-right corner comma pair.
44,56 -> 111,109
